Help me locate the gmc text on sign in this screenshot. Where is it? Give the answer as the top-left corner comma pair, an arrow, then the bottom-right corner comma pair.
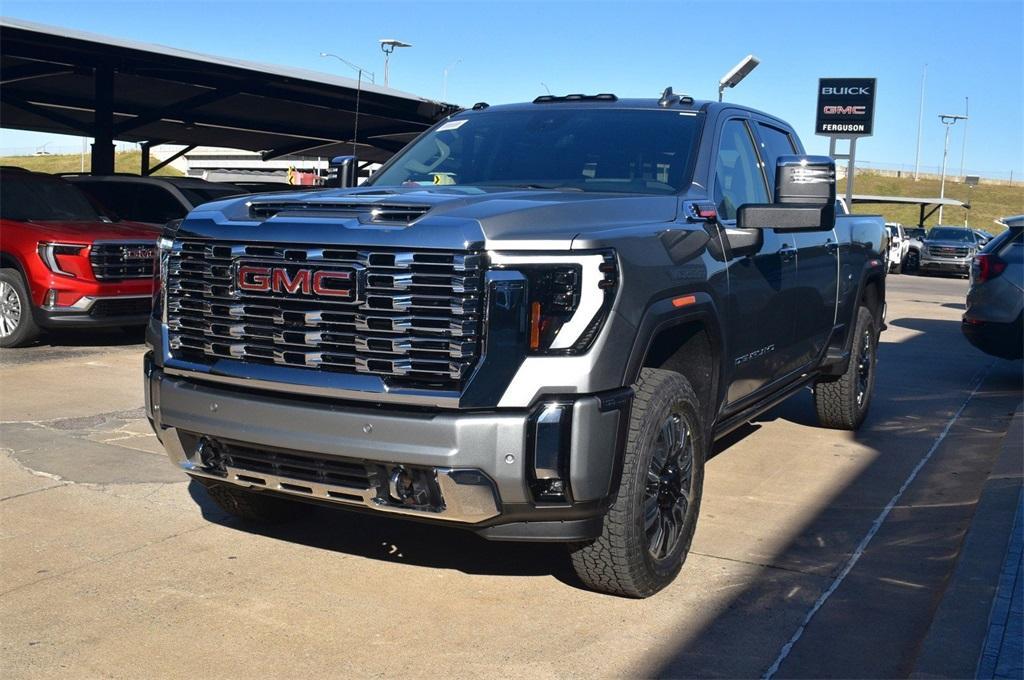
816,78 -> 876,136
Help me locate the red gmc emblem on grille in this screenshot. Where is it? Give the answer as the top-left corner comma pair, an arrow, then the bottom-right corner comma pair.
235,265 -> 354,298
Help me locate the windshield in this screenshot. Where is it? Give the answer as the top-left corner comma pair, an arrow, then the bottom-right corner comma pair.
369,108 -> 702,195
0,174 -> 101,221
928,227 -> 975,243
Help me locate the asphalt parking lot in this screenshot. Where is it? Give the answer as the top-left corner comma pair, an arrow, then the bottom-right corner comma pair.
1,274 -> 1020,678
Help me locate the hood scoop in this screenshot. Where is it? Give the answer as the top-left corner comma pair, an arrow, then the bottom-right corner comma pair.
248,200 -> 431,225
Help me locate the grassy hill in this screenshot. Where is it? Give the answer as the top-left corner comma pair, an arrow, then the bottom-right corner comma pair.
0,151 -> 183,176
841,172 -> 1021,233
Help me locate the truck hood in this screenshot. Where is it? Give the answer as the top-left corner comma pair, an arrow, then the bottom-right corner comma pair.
184,186 -> 681,250
11,219 -> 161,243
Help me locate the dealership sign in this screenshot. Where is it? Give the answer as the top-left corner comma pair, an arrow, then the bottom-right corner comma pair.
816,78 -> 876,136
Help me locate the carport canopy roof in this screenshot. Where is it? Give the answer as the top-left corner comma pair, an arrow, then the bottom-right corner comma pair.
850,194 -> 969,228
0,17 -> 458,168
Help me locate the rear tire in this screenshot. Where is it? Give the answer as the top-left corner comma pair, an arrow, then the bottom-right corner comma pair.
569,368 -> 706,598
200,481 -> 309,523
814,306 -> 877,430
0,269 -> 40,348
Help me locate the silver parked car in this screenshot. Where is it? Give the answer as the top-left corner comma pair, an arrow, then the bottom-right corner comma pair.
962,215 -> 1023,360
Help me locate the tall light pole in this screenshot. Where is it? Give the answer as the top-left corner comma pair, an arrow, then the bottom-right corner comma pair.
958,96 -> 969,181
319,52 -> 375,157
913,64 -> 926,180
442,58 -> 462,101
379,39 -> 412,87
718,54 -> 760,102
937,113 -> 967,223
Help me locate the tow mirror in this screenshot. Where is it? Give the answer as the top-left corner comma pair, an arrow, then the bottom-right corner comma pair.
328,155 -> 358,188
737,155 -> 836,231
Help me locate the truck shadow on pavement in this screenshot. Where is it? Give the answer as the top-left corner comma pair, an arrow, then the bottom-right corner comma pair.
186,480 -> 579,582
649,315 -> 1022,677
183,312 -> 1021,659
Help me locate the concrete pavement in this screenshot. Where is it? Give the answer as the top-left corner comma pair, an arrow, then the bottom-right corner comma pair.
1,275 -> 1020,678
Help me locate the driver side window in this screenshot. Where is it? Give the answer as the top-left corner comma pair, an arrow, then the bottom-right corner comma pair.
714,119 -> 769,221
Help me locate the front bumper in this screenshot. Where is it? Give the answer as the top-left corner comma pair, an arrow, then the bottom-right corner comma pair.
920,254 -> 971,273
36,294 -> 152,329
145,355 -> 630,541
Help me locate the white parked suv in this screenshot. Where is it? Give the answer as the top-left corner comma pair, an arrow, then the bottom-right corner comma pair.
885,223 -> 910,274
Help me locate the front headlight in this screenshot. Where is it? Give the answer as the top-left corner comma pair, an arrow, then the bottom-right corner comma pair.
154,222 -> 180,323
490,251 -> 618,354
37,242 -> 87,277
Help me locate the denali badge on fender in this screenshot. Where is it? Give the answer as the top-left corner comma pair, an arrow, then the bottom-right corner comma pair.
233,263 -> 358,299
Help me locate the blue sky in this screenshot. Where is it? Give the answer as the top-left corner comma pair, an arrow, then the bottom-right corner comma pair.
2,0 -> 1022,177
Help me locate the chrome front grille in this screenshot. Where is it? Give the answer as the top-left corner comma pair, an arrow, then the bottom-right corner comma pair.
928,245 -> 970,258
166,240 -> 484,387
90,241 -> 156,280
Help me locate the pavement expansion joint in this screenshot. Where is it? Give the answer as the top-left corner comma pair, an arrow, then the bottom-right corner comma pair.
689,550 -> 833,579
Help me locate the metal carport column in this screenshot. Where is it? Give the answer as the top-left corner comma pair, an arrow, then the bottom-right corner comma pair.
91,66 -> 115,175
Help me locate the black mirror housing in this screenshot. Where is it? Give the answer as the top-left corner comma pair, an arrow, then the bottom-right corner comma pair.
328,155 -> 358,188
735,155 -> 838,231
775,155 -> 836,205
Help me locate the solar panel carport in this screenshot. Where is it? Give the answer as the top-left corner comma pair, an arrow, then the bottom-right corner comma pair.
0,18 -> 458,174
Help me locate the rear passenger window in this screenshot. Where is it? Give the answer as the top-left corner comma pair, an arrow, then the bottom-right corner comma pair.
714,119 -> 769,221
132,185 -> 186,223
75,182 -> 137,219
999,230 -> 1023,265
755,123 -> 798,189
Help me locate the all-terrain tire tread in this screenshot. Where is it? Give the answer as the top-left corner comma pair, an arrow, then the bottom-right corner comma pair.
814,306 -> 876,430
570,368 -> 703,598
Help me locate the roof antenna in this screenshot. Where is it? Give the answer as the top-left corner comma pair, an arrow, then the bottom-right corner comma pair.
541,82 -> 552,95
659,86 -> 679,108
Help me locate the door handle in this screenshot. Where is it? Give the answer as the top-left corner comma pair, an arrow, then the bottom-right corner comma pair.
825,240 -> 839,254
780,245 -> 797,262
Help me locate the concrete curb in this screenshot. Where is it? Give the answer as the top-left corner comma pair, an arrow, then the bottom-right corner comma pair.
912,402 -> 1024,679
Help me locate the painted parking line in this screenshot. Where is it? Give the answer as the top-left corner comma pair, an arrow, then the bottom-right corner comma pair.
763,362 -> 994,679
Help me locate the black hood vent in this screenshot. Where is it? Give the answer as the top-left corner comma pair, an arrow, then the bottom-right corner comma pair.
248,201 -> 431,224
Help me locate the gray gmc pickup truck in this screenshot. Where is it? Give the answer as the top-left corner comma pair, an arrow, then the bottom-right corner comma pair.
145,91 -> 887,597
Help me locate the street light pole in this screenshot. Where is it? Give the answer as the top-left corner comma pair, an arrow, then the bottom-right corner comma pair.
379,39 -> 412,87
958,96 -> 969,181
442,58 -> 462,101
319,52 -> 375,157
913,64 -> 926,180
937,113 -> 967,223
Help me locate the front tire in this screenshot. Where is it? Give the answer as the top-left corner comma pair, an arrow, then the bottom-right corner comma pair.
570,368 -> 706,598
907,250 -> 920,273
814,305 -> 878,430
0,269 -> 40,348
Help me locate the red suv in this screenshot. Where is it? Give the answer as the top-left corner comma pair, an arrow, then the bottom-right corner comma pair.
0,168 -> 159,347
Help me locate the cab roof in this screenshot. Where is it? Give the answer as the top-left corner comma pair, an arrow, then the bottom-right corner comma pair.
462,95 -> 794,129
